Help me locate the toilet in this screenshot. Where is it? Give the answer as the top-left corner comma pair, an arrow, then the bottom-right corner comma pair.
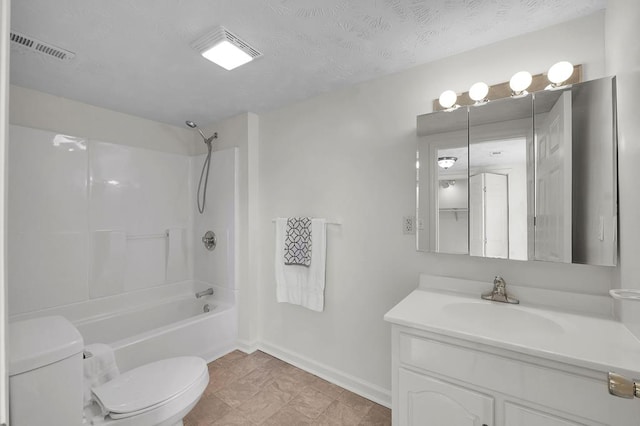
8,316 -> 209,426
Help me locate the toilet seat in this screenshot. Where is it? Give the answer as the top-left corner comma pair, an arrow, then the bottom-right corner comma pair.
89,356 -> 208,425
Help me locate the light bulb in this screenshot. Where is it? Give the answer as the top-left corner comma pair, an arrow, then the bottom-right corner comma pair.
437,156 -> 457,169
439,90 -> 457,109
509,71 -> 532,94
547,61 -> 574,85
469,82 -> 489,102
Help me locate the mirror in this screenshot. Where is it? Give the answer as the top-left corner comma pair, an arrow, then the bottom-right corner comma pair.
416,76 -> 617,266
417,107 -> 468,254
533,78 -> 617,265
468,95 -> 533,261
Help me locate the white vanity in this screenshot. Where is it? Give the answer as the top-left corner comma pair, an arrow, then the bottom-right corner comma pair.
384,275 -> 640,426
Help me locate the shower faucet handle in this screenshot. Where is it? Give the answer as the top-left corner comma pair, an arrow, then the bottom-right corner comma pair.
202,231 -> 217,250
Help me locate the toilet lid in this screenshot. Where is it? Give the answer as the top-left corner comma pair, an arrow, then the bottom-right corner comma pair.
92,356 -> 207,417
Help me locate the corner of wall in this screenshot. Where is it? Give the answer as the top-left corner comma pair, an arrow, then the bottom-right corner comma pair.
605,0 -> 640,339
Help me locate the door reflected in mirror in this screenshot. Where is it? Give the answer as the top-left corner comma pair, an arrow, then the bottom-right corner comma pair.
469,95 -> 533,261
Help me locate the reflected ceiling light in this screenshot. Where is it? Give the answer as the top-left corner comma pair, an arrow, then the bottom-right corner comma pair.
440,180 -> 456,189
469,82 -> 489,103
437,156 -> 457,169
547,61 -> 574,88
191,26 -> 262,71
509,71 -> 532,97
438,90 -> 458,109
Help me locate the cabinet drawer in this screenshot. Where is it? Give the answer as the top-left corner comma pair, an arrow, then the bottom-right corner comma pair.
399,367 -> 493,426
398,331 -> 639,424
505,403 -> 589,426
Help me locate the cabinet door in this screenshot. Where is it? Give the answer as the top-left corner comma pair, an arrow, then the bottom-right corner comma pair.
505,403 -> 587,426
398,368 -> 493,426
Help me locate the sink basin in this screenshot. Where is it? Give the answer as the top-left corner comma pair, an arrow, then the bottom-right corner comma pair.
443,302 -> 565,335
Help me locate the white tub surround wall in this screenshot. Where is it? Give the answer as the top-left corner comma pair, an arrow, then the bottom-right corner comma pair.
8,125 -> 193,315
256,13 -> 610,407
199,113 -> 260,352
192,147 -> 239,304
605,0 -> 640,339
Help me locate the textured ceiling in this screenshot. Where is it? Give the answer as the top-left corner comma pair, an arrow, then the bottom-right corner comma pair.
10,0 -> 605,127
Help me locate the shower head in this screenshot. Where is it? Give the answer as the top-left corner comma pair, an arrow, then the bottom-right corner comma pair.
185,120 -> 217,145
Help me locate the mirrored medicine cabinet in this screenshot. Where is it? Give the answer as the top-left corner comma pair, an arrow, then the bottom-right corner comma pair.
416,76 -> 617,266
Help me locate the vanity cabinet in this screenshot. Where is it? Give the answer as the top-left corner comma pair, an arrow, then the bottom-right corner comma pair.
399,368 -> 493,425
391,326 -> 639,426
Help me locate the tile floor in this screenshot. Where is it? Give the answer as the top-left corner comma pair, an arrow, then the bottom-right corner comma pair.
184,350 -> 391,425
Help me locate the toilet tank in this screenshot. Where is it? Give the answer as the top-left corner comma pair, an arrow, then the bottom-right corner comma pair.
9,315 -> 84,426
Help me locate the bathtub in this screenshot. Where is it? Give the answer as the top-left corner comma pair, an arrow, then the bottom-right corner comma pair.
9,281 -> 237,372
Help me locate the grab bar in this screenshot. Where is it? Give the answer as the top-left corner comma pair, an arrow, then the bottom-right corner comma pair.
196,288 -> 214,298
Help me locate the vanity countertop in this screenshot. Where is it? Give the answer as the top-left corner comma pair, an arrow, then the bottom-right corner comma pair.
384,289 -> 640,376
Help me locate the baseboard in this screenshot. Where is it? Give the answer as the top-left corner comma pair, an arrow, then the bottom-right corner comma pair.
236,338 -> 260,354
257,340 -> 391,408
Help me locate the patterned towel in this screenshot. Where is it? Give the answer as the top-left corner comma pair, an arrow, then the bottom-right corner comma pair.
284,217 -> 312,266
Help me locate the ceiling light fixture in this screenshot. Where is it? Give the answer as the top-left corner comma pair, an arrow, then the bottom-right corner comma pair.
437,156 -> 457,169
547,61 -> 574,89
469,82 -> 489,104
509,71 -> 532,97
191,26 -> 262,71
438,90 -> 458,110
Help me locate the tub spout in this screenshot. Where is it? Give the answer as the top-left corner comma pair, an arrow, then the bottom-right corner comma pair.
196,288 -> 214,298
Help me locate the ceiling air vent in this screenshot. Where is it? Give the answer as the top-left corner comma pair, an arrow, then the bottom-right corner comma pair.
10,30 -> 75,61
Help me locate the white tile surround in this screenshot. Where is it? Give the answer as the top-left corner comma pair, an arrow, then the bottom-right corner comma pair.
7,124 -> 237,317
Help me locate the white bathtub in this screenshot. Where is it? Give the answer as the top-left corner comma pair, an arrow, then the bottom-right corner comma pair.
10,281 -> 237,372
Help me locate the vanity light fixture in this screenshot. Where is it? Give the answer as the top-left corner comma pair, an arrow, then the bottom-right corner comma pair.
438,90 -> 458,109
437,156 -> 457,169
191,26 -> 262,71
547,61 -> 574,89
509,71 -> 532,97
469,82 -> 489,104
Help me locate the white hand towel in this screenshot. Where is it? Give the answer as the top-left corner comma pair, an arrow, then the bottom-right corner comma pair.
275,218 -> 327,311
83,343 -> 120,408
166,228 -> 188,282
90,231 -> 126,298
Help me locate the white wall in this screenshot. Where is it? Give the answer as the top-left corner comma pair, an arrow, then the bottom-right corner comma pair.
605,0 -> 640,337
255,12 -> 612,402
0,0 -> 10,422
10,85 -> 198,155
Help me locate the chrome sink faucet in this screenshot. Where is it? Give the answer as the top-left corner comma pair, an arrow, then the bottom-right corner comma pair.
481,276 -> 519,304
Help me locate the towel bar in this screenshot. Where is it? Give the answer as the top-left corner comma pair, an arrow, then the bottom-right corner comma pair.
271,218 -> 342,225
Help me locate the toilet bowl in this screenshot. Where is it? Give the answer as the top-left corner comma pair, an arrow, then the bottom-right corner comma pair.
9,316 -> 209,426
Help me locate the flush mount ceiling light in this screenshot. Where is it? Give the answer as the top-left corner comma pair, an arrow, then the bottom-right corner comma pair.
469,82 -> 489,104
438,90 -> 458,109
547,61 -> 574,89
509,71 -> 532,97
191,26 -> 262,71
437,156 -> 457,169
